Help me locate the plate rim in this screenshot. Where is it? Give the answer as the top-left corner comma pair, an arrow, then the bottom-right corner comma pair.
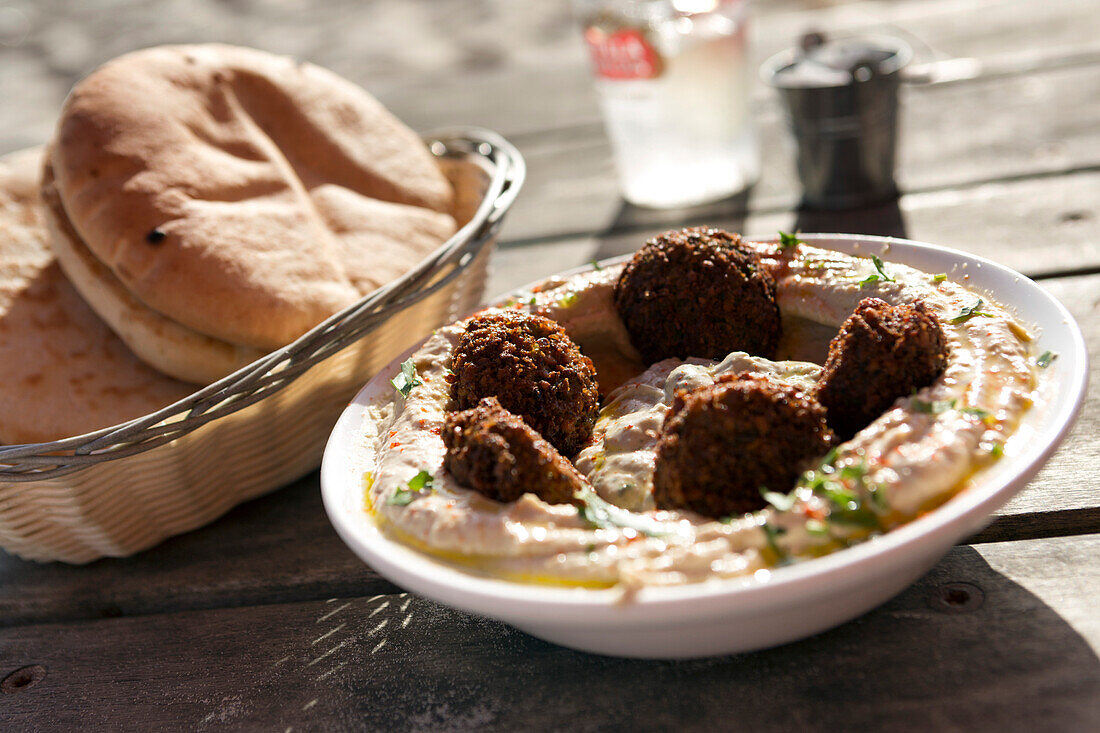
321,233 -> 1089,625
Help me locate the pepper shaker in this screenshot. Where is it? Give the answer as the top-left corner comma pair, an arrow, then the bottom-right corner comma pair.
761,33 -> 912,209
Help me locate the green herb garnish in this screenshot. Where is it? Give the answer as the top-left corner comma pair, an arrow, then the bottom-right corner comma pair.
868,486 -> 890,513
590,259 -> 603,271
388,470 -> 434,506
778,230 -> 804,250
983,441 -> 1005,458
839,462 -> 868,482
961,407 -> 995,426
1036,351 -> 1057,368
822,484 -> 860,509
950,299 -> 993,324
390,358 -> 422,397
761,522 -> 788,562
528,296 -> 537,306
828,507 -> 882,528
932,273 -> 948,283
558,292 -> 578,308
913,398 -> 956,414
760,487 -> 796,512
574,487 -> 673,538
407,470 -> 432,491
859,254 -> 896,287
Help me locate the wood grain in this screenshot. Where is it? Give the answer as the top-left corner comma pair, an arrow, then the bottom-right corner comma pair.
494,169 -> 1100,287
0,473 -> 393,629
501,63 -> 1100,245
1,534 -> 1097,731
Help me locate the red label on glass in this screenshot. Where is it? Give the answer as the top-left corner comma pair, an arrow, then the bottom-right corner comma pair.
584,26 -> 662,80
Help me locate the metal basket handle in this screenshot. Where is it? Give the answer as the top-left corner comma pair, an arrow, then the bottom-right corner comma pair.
0,129 -> 525,480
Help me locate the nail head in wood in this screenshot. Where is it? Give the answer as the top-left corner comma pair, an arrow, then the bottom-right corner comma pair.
930,582 -> 985,613
1,665 -> 46,693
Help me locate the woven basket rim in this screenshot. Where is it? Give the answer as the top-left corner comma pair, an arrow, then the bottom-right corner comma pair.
0,128 -> 526,480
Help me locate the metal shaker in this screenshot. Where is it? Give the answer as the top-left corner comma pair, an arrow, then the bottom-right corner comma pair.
761,34 -> 912,209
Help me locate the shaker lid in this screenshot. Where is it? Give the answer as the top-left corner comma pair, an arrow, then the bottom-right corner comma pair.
762,33 -> 911,89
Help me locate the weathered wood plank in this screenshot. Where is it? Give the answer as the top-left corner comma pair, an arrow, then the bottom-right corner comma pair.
495,169 -> 1100,286
5,2 -> 1098,254
0,473 -> 393,629
3,0 -> 1096,152
502,63 -> 1100,244
1,535 -> 1097,731
970,508 -> 1100,544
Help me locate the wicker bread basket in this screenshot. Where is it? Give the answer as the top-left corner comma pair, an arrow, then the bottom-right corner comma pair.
0,129 -> 524,563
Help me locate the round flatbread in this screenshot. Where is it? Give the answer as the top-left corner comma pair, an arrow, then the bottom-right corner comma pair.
41,154 -> 266,384
0,148 -> 193,445
50,44 -> 457,350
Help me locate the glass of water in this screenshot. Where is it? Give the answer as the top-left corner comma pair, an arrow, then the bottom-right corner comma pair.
576,0 -> 760,208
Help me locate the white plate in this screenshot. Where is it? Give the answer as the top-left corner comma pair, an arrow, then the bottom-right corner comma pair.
321,234 -> 1088,659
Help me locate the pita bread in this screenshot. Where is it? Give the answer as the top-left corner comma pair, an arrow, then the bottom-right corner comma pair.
0,148 -> 193,444
41,154 -> 266,384
51,44 -> 457,350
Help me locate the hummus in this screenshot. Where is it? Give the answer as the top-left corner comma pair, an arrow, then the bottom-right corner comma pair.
360,241 -> 1044,589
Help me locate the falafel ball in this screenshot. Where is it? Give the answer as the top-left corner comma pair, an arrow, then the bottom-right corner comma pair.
443,397 -> 586,505
448,311 -> 599,456
814,298 -> 949,439
613,227 -> 781,363
653,373 -> 835,519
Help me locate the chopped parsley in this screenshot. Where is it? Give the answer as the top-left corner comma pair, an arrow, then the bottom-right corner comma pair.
932,273 -> 948,283
868,486 -> 890,513
590,259 -> 603,271
981,440 -> 1005,459
859,254 -> 896,287
960,407 -> 996,426
574,486 -> 672,538
558,292 -> 578,308
528,296 -> 537,306
761,522 -> 788,563
828,505 -> 882,528
760,487 -> 796,512
950,299 -> 993,324
912,398 -> 956,414
390,358 -> 422,397
777,230 -> 804,250
796,454 -> 886,532
1036,350 -> 1057,368
388,470 -> 434,506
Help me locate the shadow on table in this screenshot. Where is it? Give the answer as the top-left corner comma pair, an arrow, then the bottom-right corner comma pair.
320,545 -> 1098,731
586,188 -> 753,261
793,196 -> 908,239
586,191 -> 909,263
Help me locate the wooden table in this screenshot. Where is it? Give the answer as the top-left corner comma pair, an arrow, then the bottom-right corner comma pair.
2,1 -> 1098,729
